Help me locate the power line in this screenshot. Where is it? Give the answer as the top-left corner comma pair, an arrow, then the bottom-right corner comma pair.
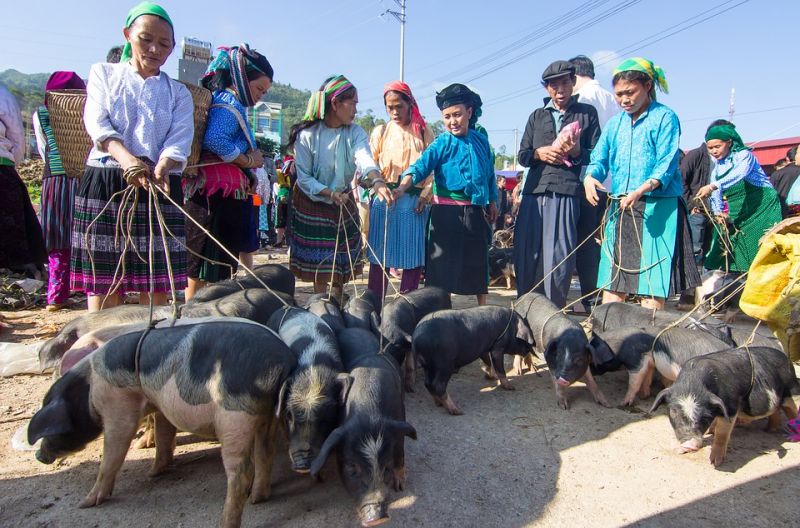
462,0 -> 645,84
485,0 -> 750,107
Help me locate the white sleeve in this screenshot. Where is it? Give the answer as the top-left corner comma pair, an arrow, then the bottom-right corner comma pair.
351,125 -> 380,177
158,82 -> 194,171
295,128 -> 328,198
32,111 -> 46,160
83,63 -> 122,150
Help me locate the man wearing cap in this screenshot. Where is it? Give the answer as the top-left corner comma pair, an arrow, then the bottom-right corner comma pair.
515,60 -> 600,308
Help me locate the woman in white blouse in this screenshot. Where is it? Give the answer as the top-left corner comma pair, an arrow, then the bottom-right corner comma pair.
72,2 -> 193,312
287,74 -> 393,297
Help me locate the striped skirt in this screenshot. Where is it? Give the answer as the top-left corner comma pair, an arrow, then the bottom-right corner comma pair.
41,174 -> 78,252
367,192 -> 429,268
289,187 -> 363,285
70,165 -> 187,295
597,196 -> 699,298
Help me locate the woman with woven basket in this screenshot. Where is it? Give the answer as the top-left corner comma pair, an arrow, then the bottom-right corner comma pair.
32,71 -> 86,311
287,75 -> 394,299
182,44 -> 273,300
72,2 -> 193,312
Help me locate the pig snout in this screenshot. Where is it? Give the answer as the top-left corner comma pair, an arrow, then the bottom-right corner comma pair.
675,437 -> 703,454
556,377 -> 571,387
290,450 -> 313,473
359,502 -> 389,527
35,447 -> 57,465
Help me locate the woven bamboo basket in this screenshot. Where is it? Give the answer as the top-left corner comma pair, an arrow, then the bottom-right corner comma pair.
46,81 -> 211,177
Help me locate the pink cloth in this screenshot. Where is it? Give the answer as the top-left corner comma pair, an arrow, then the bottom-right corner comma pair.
552,121 -> 581,167
47,248 -> 71,305
433,196 -> 472,206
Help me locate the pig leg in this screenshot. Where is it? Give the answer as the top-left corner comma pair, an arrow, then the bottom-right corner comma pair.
149,412 -> 177,477
638,362 -> 655,399
622,355 -> 654,406
133,414 -> 156,449
435,392 -> 463,416
709,416 -> 736,468
480,354 -> 496,380
766,411 -> 783,432
392,439 -> 406,491
512,355 -> 524,376
490,349 -> 514,390
219,414 -> 258,528
80,393 -> 143,508
403,349 -> 416,393
250,417 -> 278,504
582,370 -> 610,407
552,376 -> 570,410
782,397 -> 799,420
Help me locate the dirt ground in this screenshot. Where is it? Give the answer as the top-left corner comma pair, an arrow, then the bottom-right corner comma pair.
1,250 -> 798,527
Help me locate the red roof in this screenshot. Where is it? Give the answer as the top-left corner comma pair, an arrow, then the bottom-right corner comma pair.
747,136 -> 800,167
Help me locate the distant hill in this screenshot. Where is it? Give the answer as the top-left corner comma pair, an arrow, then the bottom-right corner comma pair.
0,69 -> 49,117
261,82 -> 311,146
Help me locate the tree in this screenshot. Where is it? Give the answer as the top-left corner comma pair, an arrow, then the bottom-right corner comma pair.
256,136 -> 279,157
354,109 -> 385,136
428,120 -> 445,137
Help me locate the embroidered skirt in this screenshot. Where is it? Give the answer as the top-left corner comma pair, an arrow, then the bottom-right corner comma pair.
0,165 -> 46,268
41,174 -> 79,252
289,187 -> 363,285
70,165 -> 187,295
426,203 -> 491,295
597,196 -> 699,298
367,192 -> 429,269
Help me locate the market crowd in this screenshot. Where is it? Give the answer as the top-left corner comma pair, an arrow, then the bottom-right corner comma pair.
0,1 -> 793,316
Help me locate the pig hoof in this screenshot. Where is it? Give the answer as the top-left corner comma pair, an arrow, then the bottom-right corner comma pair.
392,467 -> 407,491
557,398 -> 570,410
499,381 -> 515,391
709,448 -> 726,467
249,489 -> 272,504
79,491 -> 107,508
595,395 -> 612,408
148,462 -> 173,478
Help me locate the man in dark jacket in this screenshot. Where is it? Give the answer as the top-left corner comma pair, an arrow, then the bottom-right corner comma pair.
770,146 -> 800,218
514,60 -> 600,307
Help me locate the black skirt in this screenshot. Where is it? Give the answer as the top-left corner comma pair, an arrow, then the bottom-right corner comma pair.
185,191 -> 244,283
426,204 -> 491,295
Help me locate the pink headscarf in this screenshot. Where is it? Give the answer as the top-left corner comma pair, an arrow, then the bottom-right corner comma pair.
383,80 -> 425,139
44,71 -> 86,106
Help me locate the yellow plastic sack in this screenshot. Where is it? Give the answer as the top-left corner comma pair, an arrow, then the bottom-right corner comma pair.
740,218 -> 800,361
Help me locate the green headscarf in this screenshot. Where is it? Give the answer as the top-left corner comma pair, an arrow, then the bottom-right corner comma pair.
705,124 -> 750,153
120,2 -> 174,63
613,57 -> 669,100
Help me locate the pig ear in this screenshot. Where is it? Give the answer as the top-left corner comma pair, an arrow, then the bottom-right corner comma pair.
514,315 -> 536,346
370,312 -> 381,335
310,426 -> 346,477
28,398 -> 72,444
708,394 -> 730,420
336,373 -> 353,404
401,331 -> 413,345
647,388 -> 672,416
385,419 -> 417,441
275,379 -> 291,419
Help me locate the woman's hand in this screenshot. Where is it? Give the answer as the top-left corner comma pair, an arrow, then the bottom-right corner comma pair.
152,158 -> 173,192
373,181 -> 395,206
695,184 -> 717,201
329,191 -> 350,207
248,149 -> 264,168
583,175 -> 605,206
619,189 -> 644,209
415,186 -> 432,213
393,175 -> 414,201
715,213 -> 728,224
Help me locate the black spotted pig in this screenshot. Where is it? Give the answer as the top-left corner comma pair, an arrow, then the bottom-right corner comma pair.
412,306 -> 535,415
310,345 -> 416,527
514,292 -> 609,410
649,346 -> 799,467
27,319 -> 296,528
379,286 -> 452,391
187,263 -> 296,303
589,326 -> 730,406
268,307 -> 347,473
343,289 -> 381,335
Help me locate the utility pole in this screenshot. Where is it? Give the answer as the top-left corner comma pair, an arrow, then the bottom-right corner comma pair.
728,88 -> 736,123
384,0 -> 407,81
512,128 -> 518,169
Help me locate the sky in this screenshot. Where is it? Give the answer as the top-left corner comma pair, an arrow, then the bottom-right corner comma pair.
4,0 -> 799,155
